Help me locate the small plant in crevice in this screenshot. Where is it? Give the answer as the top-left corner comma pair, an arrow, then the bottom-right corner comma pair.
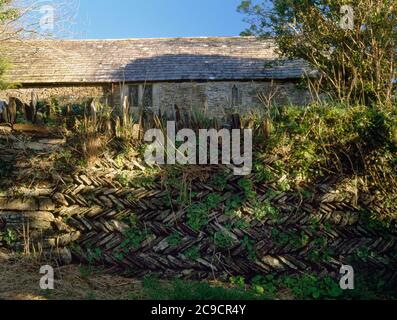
183,246 -> 201,261
271,228 -> 309,250
307,237 -> 333,263
242,235 -> 257,261
224,195 -> 243,217
238,178 -> 257,203
2,228 -> 18,247
350,246 -> 378,264
186,203 -> 210,232
166,232 -> 182,247
230,276 -> 245,288
115,226 -> 148,261
213,230 -> 235,249
211,170 -> 230,191
252,199 -> 280,222
253,162 -> 275,183
186,193 -> 221,231
251,275 -> 277,298
86,247 -> 103,264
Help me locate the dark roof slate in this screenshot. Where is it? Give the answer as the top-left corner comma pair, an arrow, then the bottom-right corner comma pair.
2,37 -> 311,84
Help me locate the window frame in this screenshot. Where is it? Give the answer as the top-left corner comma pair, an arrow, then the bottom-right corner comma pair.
231,85 -> 243,107
127,83 -> 153,108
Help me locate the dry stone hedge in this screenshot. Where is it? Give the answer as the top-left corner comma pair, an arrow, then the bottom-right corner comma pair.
0,126 -> 396,281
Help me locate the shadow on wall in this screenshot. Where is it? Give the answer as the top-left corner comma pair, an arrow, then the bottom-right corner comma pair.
111,53 -> 311,117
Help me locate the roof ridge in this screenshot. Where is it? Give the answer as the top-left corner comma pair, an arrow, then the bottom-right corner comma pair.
2,36 -> 274,42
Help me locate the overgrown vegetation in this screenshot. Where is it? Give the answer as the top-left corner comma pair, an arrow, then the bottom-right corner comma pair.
250,103 -> 397,222
0,56 -> 9,89
0,0 -> 20,88
1,0 -> 396,299
238,0 -> 397,106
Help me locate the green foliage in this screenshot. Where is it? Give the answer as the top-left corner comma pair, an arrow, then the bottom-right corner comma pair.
162,166 -> 191,206
254,104 -> 397,221
135,271 -> 396,300
0,1 -> 20,88
238,178 -> 256,202
186,193 -> 221,231
211,170 -> 230,191
254,162 -> 275,183
224,195 -> 243,216
0,57 -> 10,89
234,218 -> 250,230
251,273 -> 343,300
251,275 -> 277,297
2,228 -> 17,246
166,232 -> 182,247
116,166 -> 159,189
115,226 -> 147,261
344,268 -> 397,299
87,247 -> 103,264
253,198 -> 279,221
213,230 -> 234,249
307,237 -> 333,263
141,276 -> 261,300
283,274 -> 343,300
0,0 -> 19,23
230,276 -> 245,287
0,157 -> 14,178
183,246 -> 200,260
238,0 -> 397,105
271,228 -> 309,249
242,235 -> 257,261
186,203 -> 210,231
354,247 -> 377,263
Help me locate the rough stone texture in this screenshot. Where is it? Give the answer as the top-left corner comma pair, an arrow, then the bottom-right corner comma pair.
13,141 -> 60,152
0,124 -> 12,134
114,81 -> 311,118
0,136 -> 395,281
0,36 -> 314,118
2,81 -> 310,118
1,116 -> 395,281
0,211 -> 55,230
0,85 -> 112,105
0,198 -> 39,211
39,197 -> 55,211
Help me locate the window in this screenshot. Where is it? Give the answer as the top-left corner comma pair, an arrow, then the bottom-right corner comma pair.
231,85 -> 242,106
127,84 -> 153,108
128,85 -> 139,107
142,85 -> 153,107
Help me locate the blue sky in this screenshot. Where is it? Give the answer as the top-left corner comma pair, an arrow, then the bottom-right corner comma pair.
72,0 -> 248,39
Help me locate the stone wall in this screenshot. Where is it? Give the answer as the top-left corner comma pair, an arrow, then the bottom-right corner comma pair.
114,80 -> 312,118
0,84 -> 112,105
1,81 -> 310,116
1,126 -> 396,279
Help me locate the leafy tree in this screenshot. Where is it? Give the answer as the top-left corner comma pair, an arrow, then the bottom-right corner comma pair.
0,57 -> 9,89
238,0 -> 397,106
0,0 -> 20,88
0,0 -> 18,21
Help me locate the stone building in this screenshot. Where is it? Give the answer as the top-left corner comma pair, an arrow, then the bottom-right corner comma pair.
1,37 -> 312,117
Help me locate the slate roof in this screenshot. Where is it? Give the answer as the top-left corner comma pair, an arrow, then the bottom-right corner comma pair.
1,37 -> 311,84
